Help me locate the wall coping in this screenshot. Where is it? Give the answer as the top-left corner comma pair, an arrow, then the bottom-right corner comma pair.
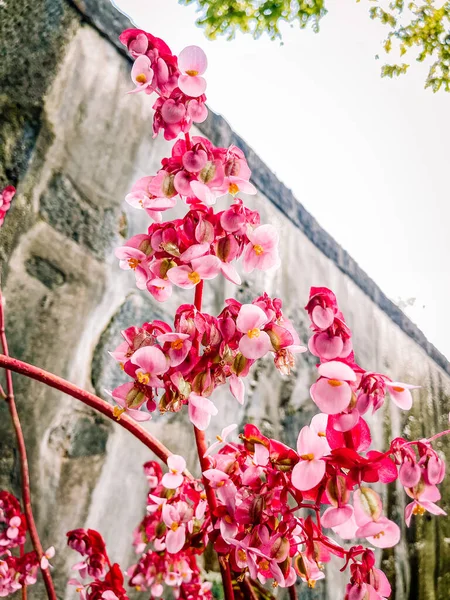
68,0 -> 450,377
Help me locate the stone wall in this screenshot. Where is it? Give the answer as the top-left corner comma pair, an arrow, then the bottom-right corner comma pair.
0,2 -> 449,599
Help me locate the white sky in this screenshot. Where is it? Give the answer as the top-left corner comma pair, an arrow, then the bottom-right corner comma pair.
115,0 -> 450,360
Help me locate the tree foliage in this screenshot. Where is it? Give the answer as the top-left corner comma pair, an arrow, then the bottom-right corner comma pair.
179,0 -> 450,91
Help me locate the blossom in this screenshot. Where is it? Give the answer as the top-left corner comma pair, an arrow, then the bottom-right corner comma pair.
404,483 -> 446,526
178,46 -> 207,97
0,185 -> 15,227
162,504 -> 187,554
310,361 -> 357,414
162,455 -> 186,489
157,332 -> 192,366
236,304 -> 272,359
40,546 -> 55,570
167,256 -> 221,289
188,393 -> 218,430
204,424 -> 238,457
130,55 -> 154,93
242,224 -> 279,273
147,277 -> 172,302
291,425 -> 328,491
115,234 -> 152,290
385,381 -> 419,410
130,346 -> 168,387
125,176 -> 176,221
353,488 -> 400,548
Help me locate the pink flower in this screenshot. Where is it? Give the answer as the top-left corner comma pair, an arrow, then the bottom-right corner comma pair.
188,393 -> 218,430
178,46 -> 207,97
310,361 -> 357,414
356,516 -> 400,549
129,55 -> 154,93
242,225 -> 279,273
108,383 -> 150,421
162,504 -> 186,554
125,176 -> 177,221
161,455 -> 186,489
353,488 -> 400,548
6,516 -> 21,540
321,505 -> 354,528
204,424 -> 237,457
404,483 -> 446,526
115,234 -> 152,290
190,160 -> 225,205
236,304 -> 272,359
385,381 -> 419,410
203,469 -> 230,488
167,256 -> 221,289
291,425 -> 328,491
0,185 -> 15,227
147,278 -> 172,302
130,346 -> 169,387
40,546 -> 55,570
157,332 -> 192,366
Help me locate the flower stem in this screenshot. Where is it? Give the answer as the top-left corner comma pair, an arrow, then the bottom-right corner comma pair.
192,280 -> 235,599
0,354 -> 193,478
0,290 -> 57,600
288,585 -> 298,600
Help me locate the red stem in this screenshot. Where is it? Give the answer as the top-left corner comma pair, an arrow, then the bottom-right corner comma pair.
20,543 -> 27,600
0,291 -> 57,600
192,280 -> 235,599
0,354 -> 193,478
240,575 -> 258,600
288,584 -> 298,600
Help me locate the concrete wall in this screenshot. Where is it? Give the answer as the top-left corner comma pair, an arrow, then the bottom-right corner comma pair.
1,2 -> 449,599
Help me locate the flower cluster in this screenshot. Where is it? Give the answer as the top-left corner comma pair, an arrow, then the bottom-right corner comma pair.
0,186 -> 15,228
117,192 -> 278,302
120,30 -> 208,139
0,491 -> 27,550
390,436 -> 446,525
202,415 -> 445,595
306,287 -> 419,429
109,294 -> 304,427
0,551 -> 40,596
0,491 -> 41,596
67,529 -> 128,599
127,460 -> 212,599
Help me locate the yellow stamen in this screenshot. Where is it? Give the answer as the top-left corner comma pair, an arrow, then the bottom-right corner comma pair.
253,244 -> 264,255
113,406 -> 126,420
186,69 -> 199,76
171,339 -> 184,350
128,257 -> 140,270
373,531 -> 385,539
413,504 -> 426,516
135,73 -> 147,84
237,549 -> 247,562
188,271 -> 201,284
308,580 -> 316,589
327,379 -> 343,387
393,385 -> 405,392
259,559 -> 270,571
170,522 -> 179,531
216,435 -> 223,442
247,328 -> 260,339
318,431 -> 326,437
300,453 -> 314,461
228,183 -> 239,195
137,372 -> 150,385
